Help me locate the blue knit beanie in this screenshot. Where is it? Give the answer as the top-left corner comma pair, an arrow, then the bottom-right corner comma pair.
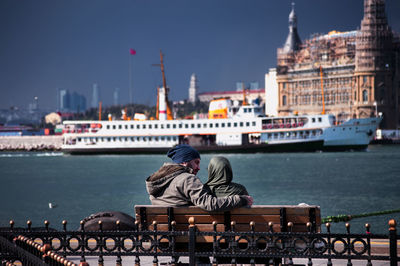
167,144 -> 200,163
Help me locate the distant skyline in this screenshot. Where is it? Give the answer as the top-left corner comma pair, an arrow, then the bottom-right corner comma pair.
1,0 -> 399,110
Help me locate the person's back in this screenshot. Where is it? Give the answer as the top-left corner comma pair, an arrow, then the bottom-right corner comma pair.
205,156 -> 248,197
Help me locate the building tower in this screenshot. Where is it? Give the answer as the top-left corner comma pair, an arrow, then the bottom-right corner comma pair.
91,83 -> 100,109
277,3 -> 302,71
354,0 -> 396,127
188,73 -> 198,103
113,88 -> 120,106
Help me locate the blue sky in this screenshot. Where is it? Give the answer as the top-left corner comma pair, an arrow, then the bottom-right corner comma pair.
1,0 -> 399,110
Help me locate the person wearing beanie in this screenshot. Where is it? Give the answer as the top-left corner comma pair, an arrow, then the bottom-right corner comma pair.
145,144 -> 253,211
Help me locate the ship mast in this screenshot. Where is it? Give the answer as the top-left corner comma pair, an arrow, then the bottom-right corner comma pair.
156,50 -> 173,120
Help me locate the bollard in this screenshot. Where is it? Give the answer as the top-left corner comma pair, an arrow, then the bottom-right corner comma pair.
388,219 -> 397,266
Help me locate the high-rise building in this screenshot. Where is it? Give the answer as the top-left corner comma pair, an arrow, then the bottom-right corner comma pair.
57,88 -> 86,113
273,0 -> 400,128
188,73 -> 198,103
113,88 -> 120,106
91,83 -> 100,109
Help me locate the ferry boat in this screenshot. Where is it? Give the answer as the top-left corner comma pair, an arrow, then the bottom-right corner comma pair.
61,51 -> 381,155
61,98 -> 381,155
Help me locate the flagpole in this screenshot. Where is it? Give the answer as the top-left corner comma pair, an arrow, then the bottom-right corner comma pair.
129,53 -> 133,106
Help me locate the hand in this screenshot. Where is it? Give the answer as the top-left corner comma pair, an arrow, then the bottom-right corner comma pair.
244,195 -> 254,206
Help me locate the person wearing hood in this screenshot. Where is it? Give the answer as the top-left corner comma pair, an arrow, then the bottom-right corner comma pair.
205,156 -> 249,197
145,144 -> 253,211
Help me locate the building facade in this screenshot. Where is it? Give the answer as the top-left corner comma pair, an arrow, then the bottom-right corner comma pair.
275,0 -> 400,128
198,89 -> 265,106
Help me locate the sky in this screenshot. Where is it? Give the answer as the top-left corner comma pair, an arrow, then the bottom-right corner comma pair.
1,0 -> 399,111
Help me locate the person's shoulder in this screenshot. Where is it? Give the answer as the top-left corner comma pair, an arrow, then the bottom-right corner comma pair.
230,182 -> 248,194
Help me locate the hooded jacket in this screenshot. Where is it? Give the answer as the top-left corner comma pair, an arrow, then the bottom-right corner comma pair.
146,163 -> 247,211
205,156 -> 248,197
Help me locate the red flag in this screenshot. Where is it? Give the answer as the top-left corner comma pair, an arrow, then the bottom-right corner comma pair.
130,48 -> 136,55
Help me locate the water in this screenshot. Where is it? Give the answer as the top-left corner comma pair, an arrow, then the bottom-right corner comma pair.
0,145 -> 399,234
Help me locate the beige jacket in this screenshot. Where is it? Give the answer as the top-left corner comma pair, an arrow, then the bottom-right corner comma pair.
145,163 -> 247,211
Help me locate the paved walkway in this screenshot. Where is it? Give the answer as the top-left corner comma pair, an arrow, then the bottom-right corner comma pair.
69,256 -> 394,266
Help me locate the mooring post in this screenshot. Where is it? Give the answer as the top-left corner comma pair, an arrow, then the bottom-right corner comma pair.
388,219 -> 397,266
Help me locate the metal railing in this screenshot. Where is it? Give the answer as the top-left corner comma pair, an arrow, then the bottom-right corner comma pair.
0,219 -> 398,266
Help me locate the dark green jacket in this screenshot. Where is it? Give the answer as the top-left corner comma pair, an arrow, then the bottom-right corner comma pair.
205,156 -> 249,197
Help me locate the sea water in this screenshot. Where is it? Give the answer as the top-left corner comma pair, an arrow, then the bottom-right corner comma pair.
0,145 -> 399,234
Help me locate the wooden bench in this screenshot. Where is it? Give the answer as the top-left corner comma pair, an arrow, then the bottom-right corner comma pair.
135,205 -> 321,235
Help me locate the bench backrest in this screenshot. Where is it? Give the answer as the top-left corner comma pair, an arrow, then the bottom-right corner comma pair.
134,205 -> 321,234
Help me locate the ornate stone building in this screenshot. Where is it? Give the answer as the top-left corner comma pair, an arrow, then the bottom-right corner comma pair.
276,0 -> 400,128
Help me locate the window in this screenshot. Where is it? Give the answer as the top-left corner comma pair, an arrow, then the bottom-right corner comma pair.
362,90 -> 368,102
125,125 -> 128,129
173,124 -> 176,129
191,124 -> 195,128
240,122 -> 244,127
113,125 -> 116,130
197,124 -> 201,128
228,122 -> 231,127
203,123 -> 207,128
130,125 -> 134,129
155,124 -> 158,129
234,122 -> 237,127
119,125 -> 122,129
246,122 -> 250,127
282,95 -> 287,106
149,124 -> 152,129
215,123 -> 219,128
185,124 -> 189,129
318,117 -> 322,122
136,125 -> 140,129
167,124 -> 170,129
179,124 -> 182,128
143,124 -> 146,129
221,123 -> 225,128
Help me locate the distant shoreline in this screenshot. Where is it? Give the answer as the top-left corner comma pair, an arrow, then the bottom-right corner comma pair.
0,135 -> 63,152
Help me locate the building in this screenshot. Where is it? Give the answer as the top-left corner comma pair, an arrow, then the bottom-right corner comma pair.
57,89 -> 86,113
188,73 -> 198,103
198,88 -> 265,106
274,0 -> 400,128
113,88 -> 120,106
91,83 -> 100,109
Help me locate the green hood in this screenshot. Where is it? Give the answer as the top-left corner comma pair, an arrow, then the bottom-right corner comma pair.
205,156 -> 248,197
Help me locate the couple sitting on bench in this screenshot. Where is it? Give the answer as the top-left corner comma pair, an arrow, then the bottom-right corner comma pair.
145,144 -> 253,211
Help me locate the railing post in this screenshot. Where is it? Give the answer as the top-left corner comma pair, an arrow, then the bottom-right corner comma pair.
389,219 -> 397,266
188,217 -> 196,266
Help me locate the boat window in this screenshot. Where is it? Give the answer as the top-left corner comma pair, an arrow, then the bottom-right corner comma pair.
274,133 -> 278,138
173,124 -> 176,129
136,137 -> 140,141
149,124 -> 152,129
167,124 -> 170,129
312,130 -> 316,136
173,136 -> 177,141
215,123 -> 219,128
107,125 -> 110,129
107,137 -> 111,142
312,118 -> 315,123
113,137 -> 116,141
119,125 -> 122,129
119,137 -> 122,141
131,125 -> 134,129
161,124 -> 164,129
244,108 -> 248,113
240,122 -> 244,127
155,137 -> 158,141
318,117 -> 322,122
191,124 -> 195,128
148,137 -> 152,141
161,136 -> 165,141
234,122 -> 237,127
185,124 -> 189,129
167,136 -> 171,141
136,125 -> 140,129
113,125 -> 116,130
143,124 -> 146,129
125,125 -> 128,129
246,122 -> 250,127
155,124 -> 158,129
268,133 -> 272,139
78,138 -> 82,142
252,122 -> 256,126
125,137 -> 128,141
221,123 -> 225,128
227,122 -> 231,127
179,124 -> 182,128
131,137 -> 134,141
203,123 -> 207,128
143,137 -> 147,142
210,123 -> 213,128
197,124 -> 201,128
